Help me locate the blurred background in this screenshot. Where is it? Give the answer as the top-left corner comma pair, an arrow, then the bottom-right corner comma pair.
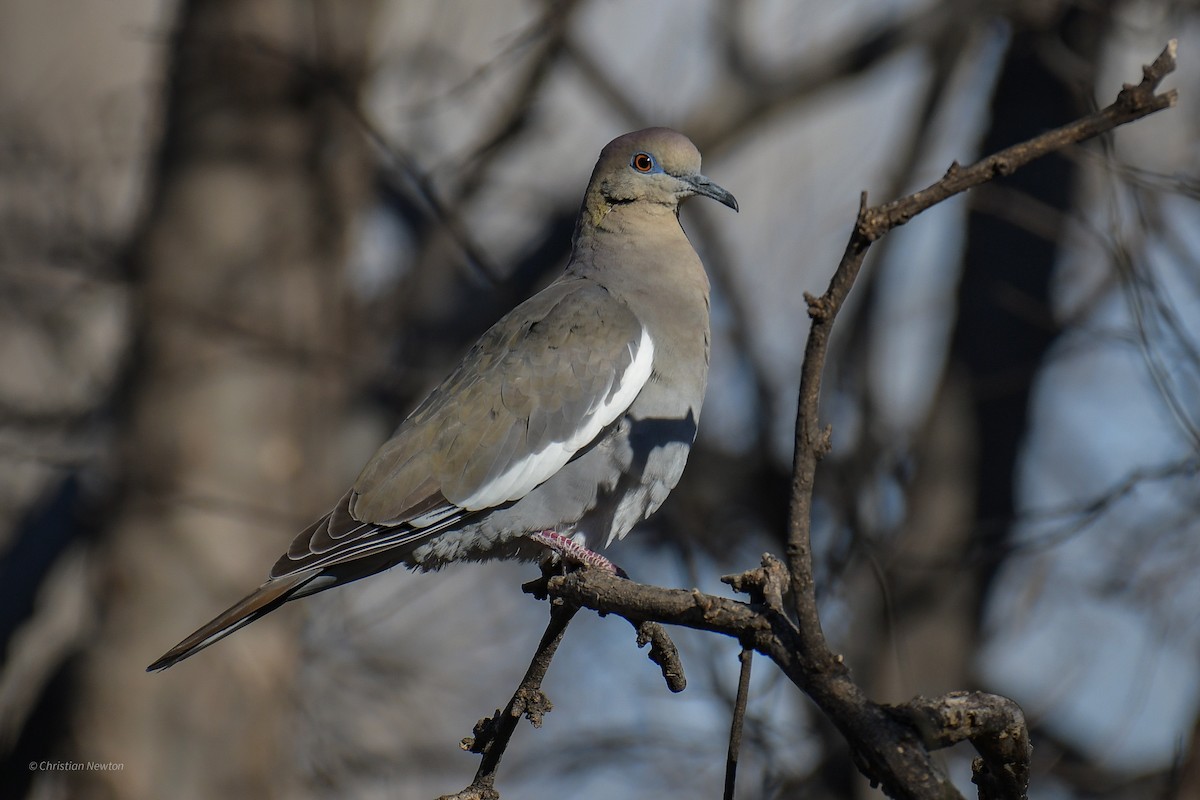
1,1 -> 1198,798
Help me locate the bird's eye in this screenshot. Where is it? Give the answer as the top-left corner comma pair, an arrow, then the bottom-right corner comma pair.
631,152 -> 655,173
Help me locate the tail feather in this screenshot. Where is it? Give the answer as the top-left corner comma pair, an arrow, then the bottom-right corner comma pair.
146,568 -> 322,671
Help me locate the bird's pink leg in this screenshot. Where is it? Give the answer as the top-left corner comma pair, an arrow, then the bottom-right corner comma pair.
529,531 -> 627,578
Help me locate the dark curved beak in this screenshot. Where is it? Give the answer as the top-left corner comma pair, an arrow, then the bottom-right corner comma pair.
688,174 -> 739,212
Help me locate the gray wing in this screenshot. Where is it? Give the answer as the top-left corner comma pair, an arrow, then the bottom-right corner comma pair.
270,276 -> 653,578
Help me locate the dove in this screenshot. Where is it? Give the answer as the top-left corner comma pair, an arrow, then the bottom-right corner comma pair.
148,127 -> 737,671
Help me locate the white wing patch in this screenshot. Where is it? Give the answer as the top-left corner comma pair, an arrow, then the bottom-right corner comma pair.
408,506 -> 459,528
458,327 -> 655,511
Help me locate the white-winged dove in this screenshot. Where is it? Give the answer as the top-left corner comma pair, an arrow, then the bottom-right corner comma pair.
148,128 -> 737,671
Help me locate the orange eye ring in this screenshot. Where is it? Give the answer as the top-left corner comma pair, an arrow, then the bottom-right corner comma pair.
632,152 -> 655,173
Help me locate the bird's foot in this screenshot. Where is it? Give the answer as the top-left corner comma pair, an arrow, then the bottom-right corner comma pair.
529,531 -> 628,578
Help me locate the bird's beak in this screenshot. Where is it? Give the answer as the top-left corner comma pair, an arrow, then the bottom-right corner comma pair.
687,174 -> 739,212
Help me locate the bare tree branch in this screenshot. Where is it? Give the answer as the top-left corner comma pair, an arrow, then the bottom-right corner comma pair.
546,563 -> 962,798
439,595 -> 579,800
785,37 -> 1179,635
892,692 -> 1031,800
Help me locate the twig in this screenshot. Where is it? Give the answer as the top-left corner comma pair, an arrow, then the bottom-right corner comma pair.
723,647 -> 754,800
634,620 -> 687,693
439,597 -> 578,800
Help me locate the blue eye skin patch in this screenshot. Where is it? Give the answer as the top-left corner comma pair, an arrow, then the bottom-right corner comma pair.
630,152 -> 664,174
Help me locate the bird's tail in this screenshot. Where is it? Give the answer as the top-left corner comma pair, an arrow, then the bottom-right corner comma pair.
146,568 -> 322,672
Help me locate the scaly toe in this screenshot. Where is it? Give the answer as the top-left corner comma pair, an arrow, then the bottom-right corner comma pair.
529,531 -> 627,578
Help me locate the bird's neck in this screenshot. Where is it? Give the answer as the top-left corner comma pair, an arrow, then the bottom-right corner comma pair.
566,200 -> 712,391
572,193 -> 680,242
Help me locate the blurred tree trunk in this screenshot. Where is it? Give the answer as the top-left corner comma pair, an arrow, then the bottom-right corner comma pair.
65,1 -> 377,798
954,6 -> 1109,616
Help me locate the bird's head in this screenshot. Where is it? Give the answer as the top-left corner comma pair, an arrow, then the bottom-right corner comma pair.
588,127 -> 738,215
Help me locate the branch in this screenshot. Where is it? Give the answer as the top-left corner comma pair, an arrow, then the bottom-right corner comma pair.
784,37 -> 1179,649
892,693 -> 1032,800
442,570 -> 685,799
438,596 -> 578,800
773,36 -> 1176,795
546,564 -> 960,799
527,572 -> 687,693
